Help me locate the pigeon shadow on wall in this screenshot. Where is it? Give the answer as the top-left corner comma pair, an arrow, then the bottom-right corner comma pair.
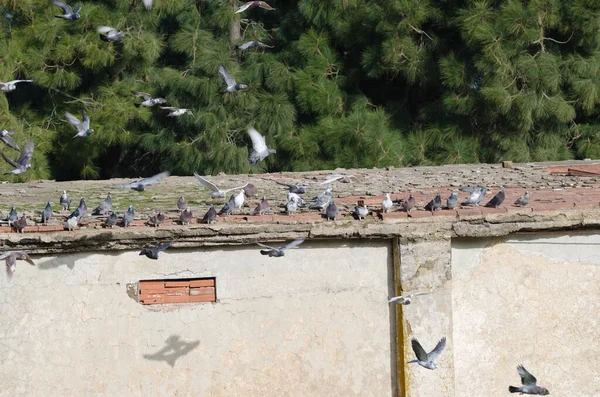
144,335 -> 200,367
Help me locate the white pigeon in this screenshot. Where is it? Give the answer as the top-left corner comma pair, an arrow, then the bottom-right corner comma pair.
287,192 -> 306,207
408,337 -> 446,370
247,127 -> 276,165
382,193 -> 393,213
0,80 -> 33,93
97,26 -> 123,42
233,189 -> 245,210
65,216 -> 78,231
160,106 -> 193,117
65,110 -> 93,138
193,173 -> 248,198
388,292 -> 431,305
143,0 -> 153,10
319,174 -> 355,185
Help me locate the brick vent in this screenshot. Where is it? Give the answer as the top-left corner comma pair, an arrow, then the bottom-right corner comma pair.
138,278 -> 216,305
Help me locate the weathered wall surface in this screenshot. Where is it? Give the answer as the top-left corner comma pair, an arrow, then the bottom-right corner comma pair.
0,239 -> 395,397
452,233 -> 600,397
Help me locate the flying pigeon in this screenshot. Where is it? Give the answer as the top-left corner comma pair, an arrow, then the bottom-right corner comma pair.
105,212 -> 117,228
424,193 -> 442,212
485,187 -> 505,208
51,0 -> 81,20
115,171 -> 170,191
288,192 -> 306,206
143,0 -> 153,10
180,208 -> 192,225
388,292 -> 431,305
0,129 -> 20,150
131,91 -> 167,107
177,196 -> 186,210
408,337 -> 446,370
247,127 -> 276,165
12,215 -> 27,233
160,106 -> 193,117
309,184 -> 333,210
354,204 -> 369,221
97,26 -> 123,42
514,191 -> 530,207
235,1 -> 275,13
139,242 -> 171,260
0,252 -> 35,280
509,365 -> 549,395
201,205 -> 217,224
218,190 -> 245,216
65,216 -> 78,231
41,201 -> 53,225
446,192 -> 458,210
276,181 -> 308,194
257,238 -> 305,257
325,199 -> 338,221
123,205 -> 135,227
399,194 -> 415,212
252,196 -> 269,215
218,65 -> 248,94
92,193 -> 112,215
65,110 -> 93,138
382,193 -> 393,213
7,205 -> 17,226
284,196 -> 298,215
319,174 -> 355,185
243,183 -> 257,198
60,190 -> 71,211
237,41 -> 274,51
146,212 -> 166,227
0,80 -> 33,93
0,140 -> 34,174
193,173 -> 248,198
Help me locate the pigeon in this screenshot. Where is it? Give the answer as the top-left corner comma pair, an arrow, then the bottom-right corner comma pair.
388,292 -> 431,305
180,208 -> 192,225
0,252 -> 35,280
92,193 -> 112,216
276,181 -> 308,194
143,0 -> 153,10
115,171 -> 170,191
382,193 -> 393,213
257,238 -> 305,257
139,242 -> 171,260
399,194 -> 415,212
325,199 -> 338,221
147,212 -> 166,227
235,1 -> 275,13
247,127 -> 276,165
65,110 -> 93,138
424,193 -> 442,212
13,215 -> 27,233
177,196 -> 187,210
319,174 -> 355,185
65,216 -> 78,231
69,198 -> 87,221
462,187 -> 486,206
243,183 -> 258,198
0,129 -> 19,150
446,192 -> 458,210
218,190 -> 245,215
193,173 -> 248,198
123,205 -> 135,227
0,140 -> 34,174
41,201 -> 53,225
288,192 -> 306,206
252,196 -> 269,215
354,205 -> 369,221
160,106 -> 193,117
0,80 -> 33,93
60,190 -> 71,211
408,337 -> 446,370
284,196 -> 298,215
105,212 -> 118,228
131,91 -> 167,107
509,365 -> 549,395
7,205 -> 17,226
51,0 -> 81,20
514,191 -> 530,207
97,26 -> 123,42
201,205 -> 217,224
309,184 -> 333,210
485,187 -> 505,208
237,41 -> 274,51
218,65 -> 248,94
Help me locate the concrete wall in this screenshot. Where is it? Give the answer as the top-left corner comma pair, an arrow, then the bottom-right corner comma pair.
452,233 -> 600,397
0,239 -> 395,397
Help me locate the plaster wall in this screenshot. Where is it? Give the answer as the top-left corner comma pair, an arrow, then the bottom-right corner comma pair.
452,232 -> 600,397
0,239 -> 395,397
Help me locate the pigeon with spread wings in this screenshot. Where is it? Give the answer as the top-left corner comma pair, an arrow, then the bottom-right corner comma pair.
131,91 -> 167,107
247,127 -> 276,165
97,26 -> 123,42
218,65 -> 248,94
65,110 -> 93,138
160,107 -> 193,117
319,174 -> 355,185
235,1 -> 275,13
0,130 -> 20,151
388,292 -> 431,305
408,337 -> 446,370
509,365 -> 549,395
193,173 -> 248,198
257,238 -> 305,257
115,171 -> 170,191
0,140 -> 34,174
0,80 -> 32,93
0,251 -> 35,280
238,41 -> 274,51
51,0 -> 81,20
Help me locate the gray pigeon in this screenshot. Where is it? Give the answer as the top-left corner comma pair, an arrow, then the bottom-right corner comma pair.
284,196 -> 298,215
514,191 -> 530,207
92,193 -> 112,215
325,199 -> 338,221
13,215 -> 27,233
105,212 -> 117,228
131,91 -> 167,107
0,140 -> 34,174
139,242 -> 171,260
247,127 -> 276,165
446,192 -> 458,210
7,205 -> 17,226
382,193 -> 393,213
485,187 -> 505,208
424,193 -> 442,212
235,1 -> 275,13
147,212 -> 166,227
257,238 -> 305,257
123,205 -> 135,227
252,196 -> 269,215
218,65 -> 248,94
388,292 -> 431,305
180,207 -> 192,225
0,129 -> 19,150
41,201 -> 53,225
202,205 -> 217,224
218,190 -> 244,216
69,198 -> 87,221
177,196 -> 186,210
244,183 -> 258,198
309,184 -> 333,210
97,26 -> 123,42
354,205 -> 369,221
237,41 -> 274,51
65,110 -> 93,138
0,80 -> 33,93
160,106 -> 193,117
52,0 -> 81,20
399,194 -> 415,212
114,171 -> 170,191
193,173 -> 248,198
509,365 -> 549,395
276,181 -> 308,194
0,251 -> 35,280
408,337 -> 446,370
60,190 -> 71,211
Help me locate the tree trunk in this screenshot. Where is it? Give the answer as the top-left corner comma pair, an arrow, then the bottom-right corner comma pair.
230,0 -> 241,42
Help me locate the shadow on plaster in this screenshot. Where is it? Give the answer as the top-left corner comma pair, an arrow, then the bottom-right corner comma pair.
35,250 -> 122,270
144,335 -> 200,367
386,242 -> 398,397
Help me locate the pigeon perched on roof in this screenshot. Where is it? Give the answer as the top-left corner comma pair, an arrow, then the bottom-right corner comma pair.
0,80 -> 33,93
0,140 -> 34,174
160,107 -> 193,117
202,205 -> 217,224
257,238 -> 305,257
237,41 -> 274,51
0,129 -> 19,151
354,204 -> 369,221
485,187 -> 505,208
13,215 -> 27,233
177,196 -> 186,210
509,365 -> 549,395
514,191 -> 530,207
139,242 -> 171,260
218,65 -> 248,94
41,201 -> 53,225
408,337 -> 446,370
0,252 -> 35,280
243,184 -> 257,198
52,1 -> 81,20
60,190 -> 71,211
424,193 -> 442,212
69,198 -> 87,223
115,171 -> 170,191
193,173 -> 248,198
462,187 -> 486,206
235,1 -> 275,13
247,127 -> 276,165
388,292 -> 431,305
319,174 -> 355,185
65,215 -> 78,231
325,199 -> 338,221
309,184 -> 333,210
398,194 -> 415,212
180,208 -> 192,225
284,196 -> 298,215
92,193 -> 112,216
146,212 -> 166,227
65,110 -> 93,139
105,212 -> 117,228
252,196 -> 269,215
446,192 -> 458,210
218,190 -> 245,215
288,192 -> 306,207
131,91 -> 167,107
382,193 -> 393,213
276,181 -> 308,194
7,205 -> 17,226
97,26 -> 123,42
123,205 -> 135,227
142,0 -> 153,10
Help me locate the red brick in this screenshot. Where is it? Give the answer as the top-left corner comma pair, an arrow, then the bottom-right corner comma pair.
189,279 -> 215,288
0,226 -> 12,232
188,294 -> 215,303
407,211 -> 432,219
190,286 -> 215,296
